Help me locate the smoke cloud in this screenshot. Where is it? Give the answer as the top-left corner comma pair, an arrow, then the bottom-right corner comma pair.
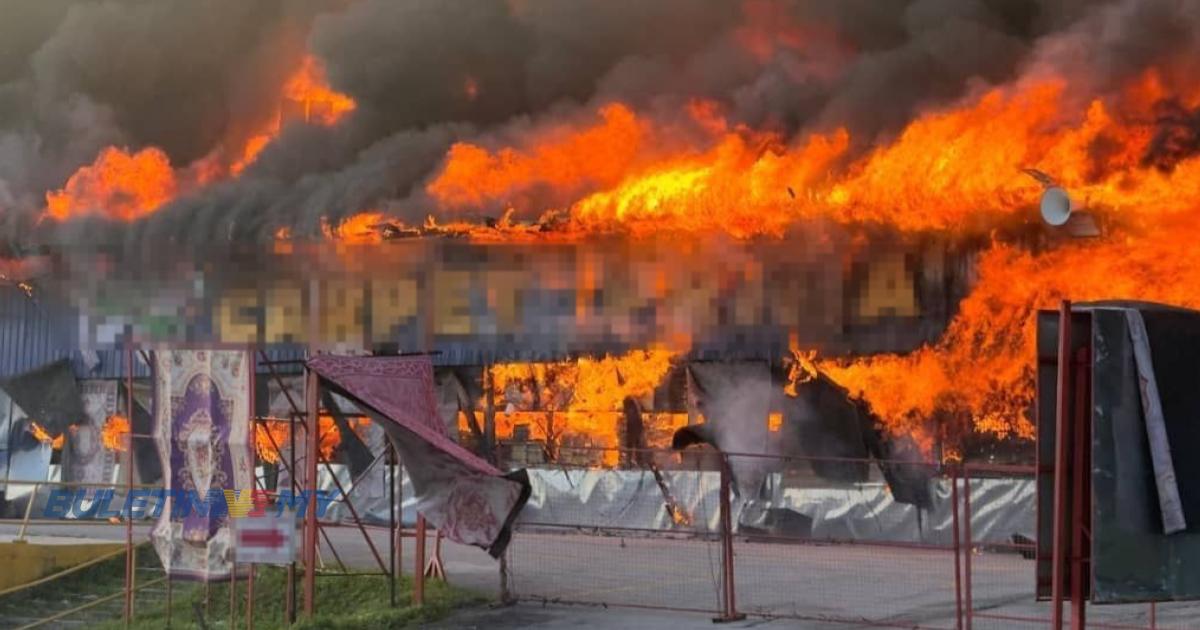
3,0 -> 1192,251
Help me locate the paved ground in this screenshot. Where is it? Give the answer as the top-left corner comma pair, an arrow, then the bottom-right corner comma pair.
2,521 -> 1197,629
428,603 -> 843,629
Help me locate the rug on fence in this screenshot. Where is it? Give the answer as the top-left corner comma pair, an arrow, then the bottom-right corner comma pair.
151,349 -> 253,580
308,354 -> 529,557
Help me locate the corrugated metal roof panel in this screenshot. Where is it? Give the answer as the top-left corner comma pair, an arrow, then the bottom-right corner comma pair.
0,286 -> 74,379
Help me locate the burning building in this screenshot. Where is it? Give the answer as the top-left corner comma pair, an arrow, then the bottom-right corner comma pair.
4,0 -> 1200,496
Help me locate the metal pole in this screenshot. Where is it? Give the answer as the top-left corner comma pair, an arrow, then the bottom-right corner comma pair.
260,351 -> 351,572
166,454 -> 174,628
1050,299 -> 1073,630
963,466 -> 973,630
403,451 -> 408,590
714,453 -> 744,622
320,456 -> 388,572
259,414 -> 346,572
229,559 -> 236,630
484,365 -> 496,465
414,514 -> 426,606
124,345 -> 135,626
303,368 -> 319,617
286,410 -> 297,625
165,572 -> 172,628
389,443 -> 397,608
721,455 -> 731,617
499,551 -> 510,605
720,456 -> 729,619
247,564 -> 255,630
16,481 -> 37,541
1070,345 -> 1090,630
951,468 -> 963,630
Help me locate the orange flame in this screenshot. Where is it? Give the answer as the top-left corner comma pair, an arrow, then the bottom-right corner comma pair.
229,134 -> 274,177
317,416 -> 342,461
811,202 -> 1200,456
231,55 -> 355,175
44,147 -> 178,222
413,66 -> 1200,241
490,348 -> 676,466
427,103 -> 648,209
102,415 -> 131,452
227,54 -> 357,176
28,422 -> 64,450
254,420 -> 291,464
47,54 -> 355,222
283,55 -> 356,126
253,416 -> 344,464
322,212 -> 388,245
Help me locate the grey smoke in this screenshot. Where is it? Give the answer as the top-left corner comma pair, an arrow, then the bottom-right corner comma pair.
686,362 -> 774,497
2,0 -> 1187,251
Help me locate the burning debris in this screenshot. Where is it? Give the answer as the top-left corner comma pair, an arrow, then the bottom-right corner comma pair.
27,421 -> 63,450
101,414 -> 130,451
254,420 -> 292,464
252,415 -> 368,464
488,349 -> 677,467
319,208 -> 578,244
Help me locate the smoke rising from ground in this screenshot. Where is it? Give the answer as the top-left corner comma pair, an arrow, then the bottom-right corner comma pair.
1,0 -> 1191,250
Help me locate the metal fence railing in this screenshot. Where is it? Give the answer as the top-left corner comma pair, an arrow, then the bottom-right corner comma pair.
959,464 -> 1196,630
504,448 -> 1200,628
505,446 -> 726,615
6,446 -> 1199,628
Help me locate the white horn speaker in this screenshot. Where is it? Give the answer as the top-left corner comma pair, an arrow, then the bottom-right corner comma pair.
1040,186 -> 1072,226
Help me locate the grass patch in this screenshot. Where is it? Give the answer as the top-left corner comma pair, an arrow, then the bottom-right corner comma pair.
0,546 -> 128,600
100,567 -> 484,630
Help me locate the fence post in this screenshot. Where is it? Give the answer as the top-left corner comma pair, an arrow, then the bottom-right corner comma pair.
125,345 -> 135,627
499,551 -> 511,605
16,481 -> 37,541
713,453 -> 745,622
951,467 -> 963,630
389,443 -> 397,608
1051,299 -> 1073,630
303,367 -> 319,617
963,465 -> 973,630
414,514 -> 427,606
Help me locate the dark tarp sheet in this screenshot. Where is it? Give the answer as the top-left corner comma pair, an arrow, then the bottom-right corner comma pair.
0,358 -> 84,434
1135,309 -> 1200,527
1089,305 -> 1200,603
783,371 -> 871,483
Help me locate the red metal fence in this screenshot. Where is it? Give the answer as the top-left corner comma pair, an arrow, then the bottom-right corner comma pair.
505,448 -> 1200,629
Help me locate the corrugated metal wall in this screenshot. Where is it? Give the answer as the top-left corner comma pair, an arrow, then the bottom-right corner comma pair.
0,285 -> 75,379
0,287 -> 314,380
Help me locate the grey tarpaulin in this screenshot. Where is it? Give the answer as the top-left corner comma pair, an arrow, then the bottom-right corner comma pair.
0,385 -> 53,517
320,464 -> 1034,547
1124,309 -> 1186,534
